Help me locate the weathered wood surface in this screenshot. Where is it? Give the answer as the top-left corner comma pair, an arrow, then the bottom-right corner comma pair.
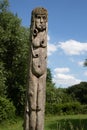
24,7 -> 48,130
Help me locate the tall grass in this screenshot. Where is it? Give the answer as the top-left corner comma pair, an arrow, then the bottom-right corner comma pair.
45,114 -> 87,130
0,115 -> 87,130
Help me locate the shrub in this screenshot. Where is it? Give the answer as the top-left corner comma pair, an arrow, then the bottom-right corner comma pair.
45,102 -> 82,115
81,104 -> 87,114
45,103 -> 54,115
61,102 -> 81,114
0,96 -> 16,122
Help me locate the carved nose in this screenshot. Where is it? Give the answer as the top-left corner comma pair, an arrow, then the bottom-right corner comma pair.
40,17 -> 43,23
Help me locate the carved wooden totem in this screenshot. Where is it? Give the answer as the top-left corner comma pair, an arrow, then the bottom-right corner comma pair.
24,7 -> 48,130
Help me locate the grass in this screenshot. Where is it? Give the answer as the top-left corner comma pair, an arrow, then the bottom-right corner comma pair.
0,118 -> 23,130
0,114 -> 87,130
45,114 -> 87,130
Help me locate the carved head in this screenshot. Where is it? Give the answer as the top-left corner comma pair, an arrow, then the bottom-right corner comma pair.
31,7 -> 48,31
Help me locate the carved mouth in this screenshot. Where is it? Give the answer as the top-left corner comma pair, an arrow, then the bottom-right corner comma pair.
38,25 -> 46,31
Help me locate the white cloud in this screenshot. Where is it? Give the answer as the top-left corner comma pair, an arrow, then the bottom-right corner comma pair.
78,61 -> 84,66
54,67 -> 70,73
47,35 -> 50,42
59,39 -> 87,55
53,67 -> 81,87
47,35 -> 58,56
47,38 -> 87,56
48,43 -> 57,56
84,71 -> 87,76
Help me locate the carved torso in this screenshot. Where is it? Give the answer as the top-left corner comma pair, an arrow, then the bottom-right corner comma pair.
32,47 -> 47,77
31,30 -> 47,77
32,31 -> 47,48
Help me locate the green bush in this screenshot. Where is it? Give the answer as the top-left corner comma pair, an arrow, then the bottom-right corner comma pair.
0,96 -> 16,122
45,102 -> 82,115
45,103 -> 54,115
61,102 -> 81,114
45,103 -> 63,115
81,105 -> 87,114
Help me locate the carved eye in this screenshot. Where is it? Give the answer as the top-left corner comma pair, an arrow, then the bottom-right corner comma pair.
43,16 -> 46,20
36,15 -> 41,19
37,16 -> 41,19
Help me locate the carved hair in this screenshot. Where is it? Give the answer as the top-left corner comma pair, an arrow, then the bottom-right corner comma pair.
31,7 -> 48,23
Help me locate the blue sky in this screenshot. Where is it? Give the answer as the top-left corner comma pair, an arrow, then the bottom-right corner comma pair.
9,0 -> 87,87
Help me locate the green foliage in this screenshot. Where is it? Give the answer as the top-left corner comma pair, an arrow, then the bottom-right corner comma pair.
0,0 -> 30,116
46,68 -> 80,115
0,0 -> 9,12
46,102 -> 81,115
67,82 -> 87,104
45,115 -> 87,130
81,105 -> 87,114
0,117 -> 23,130
46,68 -> 56,104
46,68 -> 53,83
47,119 -> 87,130
0,62 -> 7,96
0,115 -> 87,130
0,96 -> 15,122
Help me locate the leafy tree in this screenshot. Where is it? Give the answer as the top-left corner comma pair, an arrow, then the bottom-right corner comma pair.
46,68 -> 53,83
0,96 -> 15,122
54,88 -> 74,104
0,0 -> 9,12
0,0 -> 30,115
0,62 -> 6,97
67,82 -> 87,104
46,68 -> 56,103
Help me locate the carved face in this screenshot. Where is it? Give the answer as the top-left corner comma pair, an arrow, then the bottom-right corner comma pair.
35,14 -> 47,31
